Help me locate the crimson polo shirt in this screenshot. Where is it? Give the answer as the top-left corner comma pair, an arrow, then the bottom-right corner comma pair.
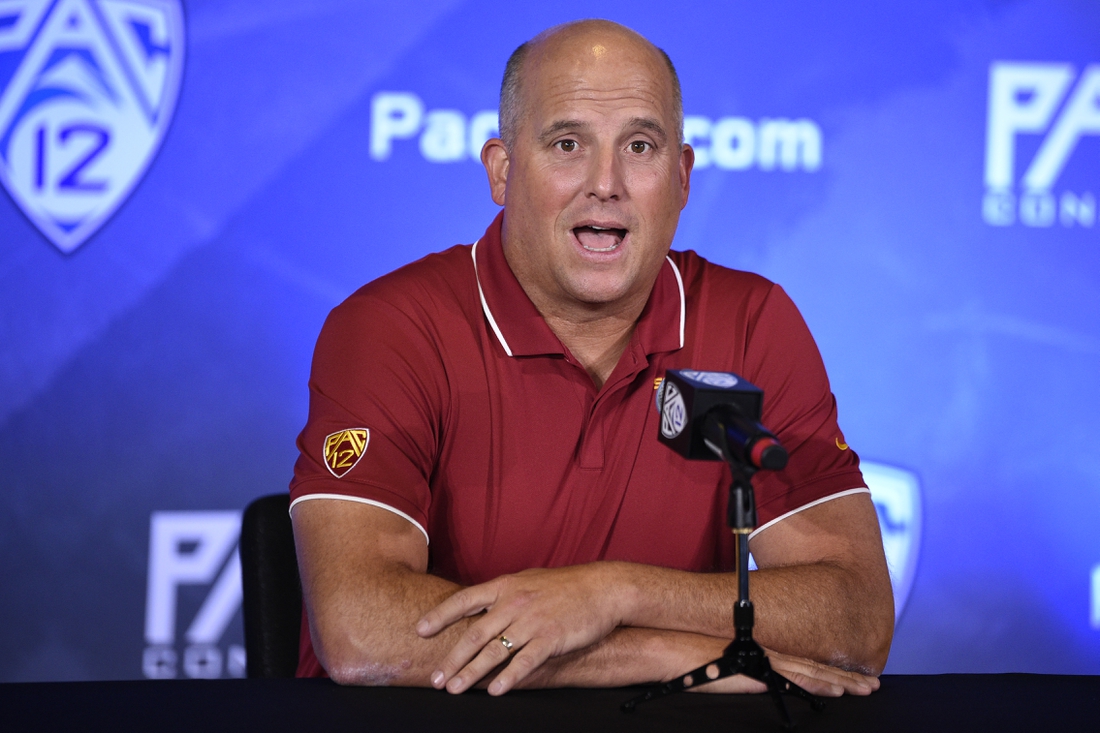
290,212 -> 866,675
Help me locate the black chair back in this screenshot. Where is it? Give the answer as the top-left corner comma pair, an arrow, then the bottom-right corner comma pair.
240,493 -> 302,678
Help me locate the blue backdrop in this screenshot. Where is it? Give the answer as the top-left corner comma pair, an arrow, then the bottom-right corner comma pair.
1,0 -> 1098,681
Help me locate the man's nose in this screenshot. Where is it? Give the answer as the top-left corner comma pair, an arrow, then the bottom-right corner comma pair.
585,145 -> 624,201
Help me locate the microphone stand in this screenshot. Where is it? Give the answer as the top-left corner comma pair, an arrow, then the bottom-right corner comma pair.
622,418 -> 824,730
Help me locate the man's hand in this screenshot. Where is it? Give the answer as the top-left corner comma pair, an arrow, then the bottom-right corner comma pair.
416,564 -> 625,695
508,626 -> 880,698
685,648 -> 879,697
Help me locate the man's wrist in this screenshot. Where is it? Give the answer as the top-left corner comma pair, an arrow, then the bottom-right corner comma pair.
596,560 -> 645,628
512,628 -> 681,689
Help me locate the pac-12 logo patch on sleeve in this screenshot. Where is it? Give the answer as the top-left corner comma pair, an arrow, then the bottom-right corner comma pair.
323,429 -> 370,478
0,0 -> 185,253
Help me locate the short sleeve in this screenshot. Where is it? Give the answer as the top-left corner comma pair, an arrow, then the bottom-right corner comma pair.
289,286 -> 447,541
742,284 -> 866,527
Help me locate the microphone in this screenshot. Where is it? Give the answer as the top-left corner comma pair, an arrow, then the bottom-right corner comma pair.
657,370 -> 788,471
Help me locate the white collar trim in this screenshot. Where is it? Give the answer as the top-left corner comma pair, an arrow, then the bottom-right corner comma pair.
471,240 -> 514,357
665,255 -> 685,349
472,243 -> 684,357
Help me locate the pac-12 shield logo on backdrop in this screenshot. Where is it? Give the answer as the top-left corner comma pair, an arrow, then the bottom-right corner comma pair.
0,0 -> 185,253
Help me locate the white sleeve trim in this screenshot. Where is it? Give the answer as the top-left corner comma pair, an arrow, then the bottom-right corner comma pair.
748,487 -> 870,541
289,493 -> 430,546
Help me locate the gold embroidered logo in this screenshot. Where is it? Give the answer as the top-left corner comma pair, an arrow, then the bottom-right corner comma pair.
323,429 -> 370,478
836,437 -> 849,451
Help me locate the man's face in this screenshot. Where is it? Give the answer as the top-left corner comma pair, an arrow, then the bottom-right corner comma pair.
486,30 -> 693,316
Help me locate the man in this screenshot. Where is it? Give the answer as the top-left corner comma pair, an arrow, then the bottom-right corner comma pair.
289,19 -> 893,696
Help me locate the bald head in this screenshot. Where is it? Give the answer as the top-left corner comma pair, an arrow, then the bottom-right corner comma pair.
498,20 -> 683,151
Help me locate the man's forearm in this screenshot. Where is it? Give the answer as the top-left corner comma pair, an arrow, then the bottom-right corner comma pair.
512,625 -> 880,698
294,499 -> 494,687
514,626 -> 721,690
612,559 -> 893,674
616,494 -> 895,674
308,563 -> 470,686
310,562 -> 705,690
750,561 -> 893,673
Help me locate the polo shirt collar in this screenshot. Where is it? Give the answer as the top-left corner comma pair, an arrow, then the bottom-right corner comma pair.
472,212 -> 685,358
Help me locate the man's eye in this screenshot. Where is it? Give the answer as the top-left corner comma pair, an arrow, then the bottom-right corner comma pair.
558,140 -> 577,152
630,141 -> 650,153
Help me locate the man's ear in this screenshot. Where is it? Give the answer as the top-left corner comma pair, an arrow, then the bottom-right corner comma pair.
679,143 -> 695,210
481,138 -> 510,206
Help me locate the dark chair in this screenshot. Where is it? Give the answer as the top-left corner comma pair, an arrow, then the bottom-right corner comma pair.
240,493 -> 302,678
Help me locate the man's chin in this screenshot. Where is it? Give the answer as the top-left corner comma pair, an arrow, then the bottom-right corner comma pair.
560,276 -> 641,309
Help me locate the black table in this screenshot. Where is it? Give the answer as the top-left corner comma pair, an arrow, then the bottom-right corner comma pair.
3,675 -> 1098,732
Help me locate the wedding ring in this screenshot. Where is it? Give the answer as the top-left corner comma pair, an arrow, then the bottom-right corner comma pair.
498,635 -> 515,655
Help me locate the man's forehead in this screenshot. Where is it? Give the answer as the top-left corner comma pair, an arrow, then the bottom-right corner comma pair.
536,115 -> 670,143
536,72 -> 671,106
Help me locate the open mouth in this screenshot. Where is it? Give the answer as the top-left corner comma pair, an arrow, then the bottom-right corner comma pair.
574,225 -> 627,253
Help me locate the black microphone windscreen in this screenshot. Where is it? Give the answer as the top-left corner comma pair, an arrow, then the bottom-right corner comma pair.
657,370 -> 764,461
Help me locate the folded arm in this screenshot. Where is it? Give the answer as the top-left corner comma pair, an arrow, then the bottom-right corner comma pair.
292,491 -> 891,694
417,492 -> 893,693
291,499 -> 456,686
293,499 -> 691,688
615,490 -> 895,673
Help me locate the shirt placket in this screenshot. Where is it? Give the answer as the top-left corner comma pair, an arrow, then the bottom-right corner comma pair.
576,342 -> 650,470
